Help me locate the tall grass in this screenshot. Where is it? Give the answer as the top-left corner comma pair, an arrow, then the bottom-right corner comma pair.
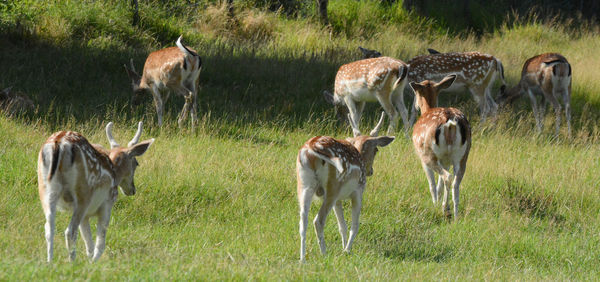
1,0 -> 600,279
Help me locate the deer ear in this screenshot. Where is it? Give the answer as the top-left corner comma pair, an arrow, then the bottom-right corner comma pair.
435,75 -> 456,91
409,81 -> 424,93
128,138 -> 154,157
364,136 -> 395,150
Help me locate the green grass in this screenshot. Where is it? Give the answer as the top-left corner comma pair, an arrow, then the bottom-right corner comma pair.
1,0 -> 600,280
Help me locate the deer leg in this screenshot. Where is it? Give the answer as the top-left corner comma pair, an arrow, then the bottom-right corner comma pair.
484,85 -> 499,117
468,87 -> 488,122
423,165 -> 437,204
436,175 -> 444,203
343,96 -> 362,137
44,187 -> 61,263
440,169 -> 452,218
563,87 -> 572,138
344,190 -> 363,254
375,93 -> 398,135
452,159 -> 467,221
527,89 -> 543,133
298,185 -> 315,262
314,196 -> 336,256
65,198 -> 87,262
392,88 -> 410,133
150,86 -> 164,127
92,203 -> 111,262
174,85 -> 194,128
333,201 -> 348,249
79,217 -> 94,259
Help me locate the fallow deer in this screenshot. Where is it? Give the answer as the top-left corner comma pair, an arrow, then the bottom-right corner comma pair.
323,57 -> 409,136
297,112 -> 394,262
0,87 -> 34,115
37,122 -> 154,262
125,35 -> 202,128
496,53 -> 572,137
406,51 -> 506,124
411,75 -> 471,220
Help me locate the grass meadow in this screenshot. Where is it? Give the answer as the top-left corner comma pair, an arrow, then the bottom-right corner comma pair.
1,0 -> 600,279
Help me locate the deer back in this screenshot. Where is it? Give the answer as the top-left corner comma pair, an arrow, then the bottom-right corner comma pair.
334,57 -> 408,101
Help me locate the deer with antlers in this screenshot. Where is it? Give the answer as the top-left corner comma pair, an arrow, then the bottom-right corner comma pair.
323,57 -> 409,136
125,36 -> 202,128
406,51 -> 506,124
411,75 -> 471,220
496,53 -> 572,137
37,122 -> 154,262
296,112 -> 394,261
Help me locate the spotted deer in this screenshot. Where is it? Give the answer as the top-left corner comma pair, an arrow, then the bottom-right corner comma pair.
411,75 -> 471,220
323,57 -> 410,136
297,112 -> 394,262
37,122 -> 154,262
496,53 -> 572,137
125,35 -> 202,128
406,51 -> 506,124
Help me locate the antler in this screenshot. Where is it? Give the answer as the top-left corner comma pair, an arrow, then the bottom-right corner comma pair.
128,122 -> 143,147
106,122 -> 120,149
369,112 -> 386,137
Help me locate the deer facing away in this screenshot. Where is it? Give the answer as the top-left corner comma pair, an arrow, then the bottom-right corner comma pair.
296,112 -> 395,261
125,36 -> 202,128
411,75 -> 471,219
496,53 -> 572,137
37,122 -> 154,262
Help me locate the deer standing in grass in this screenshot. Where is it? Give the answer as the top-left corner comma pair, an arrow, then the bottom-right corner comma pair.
37,122 -> 154,262
496,53 -> 572,137
411,75 -> 471,219
323,57 -> 409,136
125,36 -> 202,128
406,51 -> 506,124
297,112 -> 394,262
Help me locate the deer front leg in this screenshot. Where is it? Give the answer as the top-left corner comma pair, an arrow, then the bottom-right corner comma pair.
79,217 -> 94,259
344,190 -> 363,254
343,96 -> 362,137
333,201 -> 348,249
527,89 -> 543,133
150,86 -> 164,127
375,92 -> 398,135
392,88 -> 411,134
92,204 -> 112,262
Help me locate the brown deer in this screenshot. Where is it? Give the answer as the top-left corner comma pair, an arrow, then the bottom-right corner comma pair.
296,112 -> 394,261
496,53 -> 572,137
411,75 -> 471,220
125,36 -> 202,128
37,122 -> 154,262
323,57 -> 409,136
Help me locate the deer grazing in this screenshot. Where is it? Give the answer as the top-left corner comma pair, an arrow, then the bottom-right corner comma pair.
37,122 -> 154,262
406,51 -> 506,124
125,35 -> 202,128
323,57 -> 409,136
496,53 -> 572,137
411,75 -> 471,220
0,87 -> 34,115
358,46 -> 382,59
297,112 -> 394,262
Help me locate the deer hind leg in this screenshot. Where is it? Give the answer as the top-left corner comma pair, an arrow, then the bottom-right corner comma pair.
344,190 -> 363,254
333,201 -> 348,249
542,84 -> 563,138
563,86 -> 572,138
468,86 -> 488,122
43,185 -> 62,263
65,197 -> 88,262
175,85 -> 194,128
313,196 -> 336,256
298,170 -> 316,262
439,168 -> 452,218
423,164 -> 437,204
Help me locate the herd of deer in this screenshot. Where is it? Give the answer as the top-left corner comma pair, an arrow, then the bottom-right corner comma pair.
27,36 -> 572,263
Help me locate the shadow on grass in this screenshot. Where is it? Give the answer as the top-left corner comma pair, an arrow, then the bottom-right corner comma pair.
499,178 -> 565,224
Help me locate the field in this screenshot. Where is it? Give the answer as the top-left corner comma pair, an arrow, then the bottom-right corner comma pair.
1,0 -> 600,280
